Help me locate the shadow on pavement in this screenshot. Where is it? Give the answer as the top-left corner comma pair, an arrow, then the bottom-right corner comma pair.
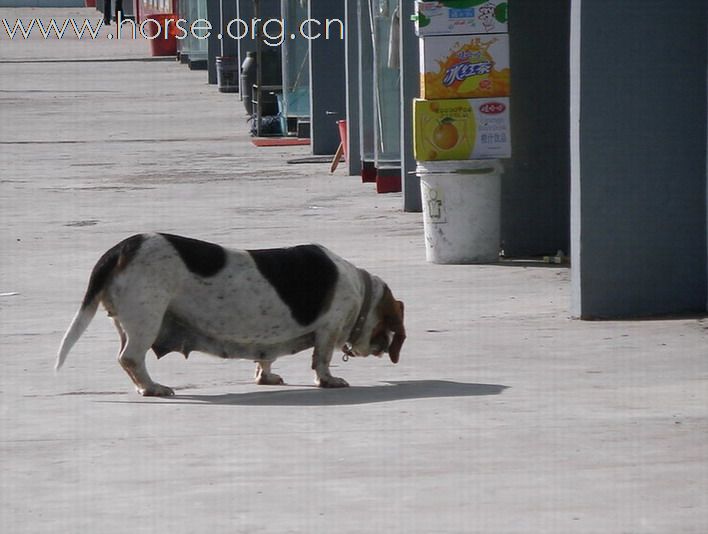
167,380 -> 509,407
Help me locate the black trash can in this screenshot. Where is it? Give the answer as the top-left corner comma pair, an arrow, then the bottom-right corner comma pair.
216,56 -> 239,93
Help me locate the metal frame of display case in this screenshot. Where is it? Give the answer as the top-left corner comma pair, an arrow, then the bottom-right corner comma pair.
253,0 -> 283,137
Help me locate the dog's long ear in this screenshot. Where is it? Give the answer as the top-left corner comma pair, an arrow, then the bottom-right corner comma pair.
387,300 -> 405,364
380,286 -> 406,364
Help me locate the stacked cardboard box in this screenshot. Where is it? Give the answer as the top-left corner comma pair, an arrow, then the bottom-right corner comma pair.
412,1 -> 511,161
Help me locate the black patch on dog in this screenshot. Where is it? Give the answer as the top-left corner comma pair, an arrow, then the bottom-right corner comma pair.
160,233 -> 227,278
83,233 -> 144,308
248,245 -> 339,326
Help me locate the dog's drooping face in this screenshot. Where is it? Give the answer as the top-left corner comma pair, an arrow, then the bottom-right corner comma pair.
343,285 -> 406,363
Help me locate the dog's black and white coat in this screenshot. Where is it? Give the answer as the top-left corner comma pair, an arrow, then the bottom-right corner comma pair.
56,233 -> 406,396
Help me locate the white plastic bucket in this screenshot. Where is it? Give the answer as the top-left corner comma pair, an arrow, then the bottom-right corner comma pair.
418,159 -> 502,264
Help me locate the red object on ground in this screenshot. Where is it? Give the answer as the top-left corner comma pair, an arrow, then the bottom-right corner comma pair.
337,120 -> 348,162
361,161 -> 377,183
144,13 -> 177,56
376,169 -> 402,194
251,138 -> 311,147
84,0 -> 96,7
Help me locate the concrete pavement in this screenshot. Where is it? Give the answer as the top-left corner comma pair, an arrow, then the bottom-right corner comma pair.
1,8 -> 707,533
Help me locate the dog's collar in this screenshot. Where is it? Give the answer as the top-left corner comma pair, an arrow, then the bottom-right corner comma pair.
348,268 -> 373,346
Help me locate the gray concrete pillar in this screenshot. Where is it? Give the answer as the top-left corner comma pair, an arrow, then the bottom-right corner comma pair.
571,0 -> 708,318
357,0 -> 375,178
308,0 -> 347,155
236,0 -> 256,68
345,0 -> 361,176
219,0 -> 239,59
206,0 -> 221,84
400,0 -> 421,212
502,0 -> 571,256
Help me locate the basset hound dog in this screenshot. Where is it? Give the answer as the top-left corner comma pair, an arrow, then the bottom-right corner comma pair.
56,233 -> 406,396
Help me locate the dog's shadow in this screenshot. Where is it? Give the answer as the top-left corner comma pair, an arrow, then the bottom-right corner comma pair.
170,380 -> 508,407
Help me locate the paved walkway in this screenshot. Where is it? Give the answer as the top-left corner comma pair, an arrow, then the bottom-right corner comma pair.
1,7 -> 707,533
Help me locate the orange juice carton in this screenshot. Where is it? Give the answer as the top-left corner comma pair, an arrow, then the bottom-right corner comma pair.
413,97 -> 511,161
413,1 -> 509,36
420,33 -> 510,99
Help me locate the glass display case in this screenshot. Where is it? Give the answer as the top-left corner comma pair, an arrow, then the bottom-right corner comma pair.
357,0 -> 375,168
281,0 -> 310,118
370,0 -> 400,169
178,0 -> 208,63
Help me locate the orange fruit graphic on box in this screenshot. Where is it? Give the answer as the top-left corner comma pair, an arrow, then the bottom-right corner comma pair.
413,98 -> 511,161
420,34 -> 510,100
433,119 -> 459,150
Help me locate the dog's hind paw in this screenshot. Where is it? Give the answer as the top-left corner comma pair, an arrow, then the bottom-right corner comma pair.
316,376 -> 349,388
138,383 -> 175,397
256,373 -> 285,386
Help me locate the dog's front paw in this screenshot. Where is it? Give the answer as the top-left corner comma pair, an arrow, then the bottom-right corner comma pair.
138,383 -> 175,397
316,376 -> 349,388
256,373 -> 285,386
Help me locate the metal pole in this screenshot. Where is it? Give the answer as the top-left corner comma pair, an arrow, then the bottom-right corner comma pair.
255,0 -> 262,136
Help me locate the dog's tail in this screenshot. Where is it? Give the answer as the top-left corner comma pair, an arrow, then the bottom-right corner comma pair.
55,234 -> 145,370
55,298 -> 100,370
